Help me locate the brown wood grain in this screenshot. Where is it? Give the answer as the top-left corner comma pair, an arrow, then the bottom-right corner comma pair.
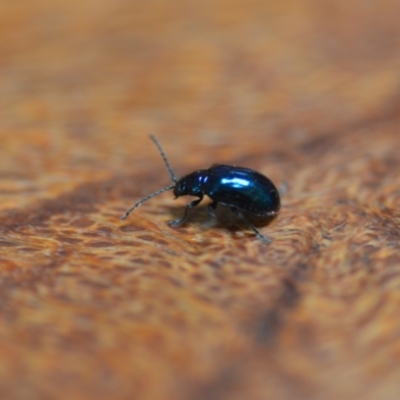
1,1 -> 400,399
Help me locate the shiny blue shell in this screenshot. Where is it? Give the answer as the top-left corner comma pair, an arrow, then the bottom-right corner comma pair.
204,165 -> 280,215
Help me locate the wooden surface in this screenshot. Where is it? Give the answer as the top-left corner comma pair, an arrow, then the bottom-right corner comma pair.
1,1 -> 400,399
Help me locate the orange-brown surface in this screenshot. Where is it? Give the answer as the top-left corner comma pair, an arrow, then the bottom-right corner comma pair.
1,1 -> 400,399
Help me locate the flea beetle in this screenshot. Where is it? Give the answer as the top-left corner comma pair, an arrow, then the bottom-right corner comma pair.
121,135 -> 280,243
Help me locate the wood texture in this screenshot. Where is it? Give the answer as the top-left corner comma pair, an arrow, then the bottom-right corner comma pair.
1,1 -> 400,399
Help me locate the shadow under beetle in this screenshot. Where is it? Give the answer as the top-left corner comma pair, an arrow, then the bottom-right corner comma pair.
121,135 -> 280,243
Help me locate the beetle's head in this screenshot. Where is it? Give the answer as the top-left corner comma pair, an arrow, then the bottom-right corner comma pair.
173,179 -> 187,197
173,170 -> 206,198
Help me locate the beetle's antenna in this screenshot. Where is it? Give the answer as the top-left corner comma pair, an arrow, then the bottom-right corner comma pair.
120,184 -> 175,220
149,134 -> 178,183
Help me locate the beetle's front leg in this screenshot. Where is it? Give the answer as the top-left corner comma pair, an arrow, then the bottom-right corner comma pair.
169,196 -> 203,227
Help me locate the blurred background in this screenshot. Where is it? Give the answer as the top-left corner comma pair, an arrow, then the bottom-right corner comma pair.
0,0 -> 400,399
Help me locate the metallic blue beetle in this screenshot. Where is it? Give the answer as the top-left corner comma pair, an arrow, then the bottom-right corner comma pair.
121,135 -> 280,243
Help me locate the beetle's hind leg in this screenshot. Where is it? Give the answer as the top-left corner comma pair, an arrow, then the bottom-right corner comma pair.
229,206 -> 271,244
279,181 -> 288,196
169,196 -> 203,227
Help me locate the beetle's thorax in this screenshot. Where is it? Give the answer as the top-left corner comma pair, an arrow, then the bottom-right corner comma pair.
173,170 -> 208,198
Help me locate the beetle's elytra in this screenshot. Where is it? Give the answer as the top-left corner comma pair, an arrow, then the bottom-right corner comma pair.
121,135 -> 280,243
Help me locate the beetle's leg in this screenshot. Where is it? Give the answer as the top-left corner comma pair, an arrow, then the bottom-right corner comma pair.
169,196 -> 203,227
279,181 -> 288,196
229,206 -> 271,244
207,201 -> 218,219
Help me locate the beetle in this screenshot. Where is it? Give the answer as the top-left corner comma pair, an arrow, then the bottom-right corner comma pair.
121,135 -> 280,243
